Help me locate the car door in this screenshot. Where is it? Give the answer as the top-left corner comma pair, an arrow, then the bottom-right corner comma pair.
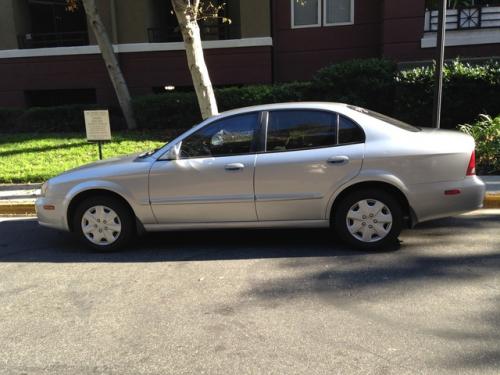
149,112 -> 261,223
254,110 -> 365,221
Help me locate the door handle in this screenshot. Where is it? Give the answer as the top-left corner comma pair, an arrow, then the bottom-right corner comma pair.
327,156 -> 349,165
224,163 -> 245,171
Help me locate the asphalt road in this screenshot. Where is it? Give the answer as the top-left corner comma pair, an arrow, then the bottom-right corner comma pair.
0,210 -> 499,375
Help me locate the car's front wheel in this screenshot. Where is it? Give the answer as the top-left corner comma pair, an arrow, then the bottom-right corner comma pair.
73,196 -> 135,251
333,189 -> 403,250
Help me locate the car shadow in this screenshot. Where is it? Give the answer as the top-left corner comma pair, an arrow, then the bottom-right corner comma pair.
0,218 -> 399,263
0,211 -> 497,263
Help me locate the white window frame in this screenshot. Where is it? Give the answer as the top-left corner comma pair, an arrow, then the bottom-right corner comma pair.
323,0 -> 355,27
291,0 -> 321,29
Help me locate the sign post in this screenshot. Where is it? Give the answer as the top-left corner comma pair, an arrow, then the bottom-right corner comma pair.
84,110 -> 112,160
432,0 -> 447,129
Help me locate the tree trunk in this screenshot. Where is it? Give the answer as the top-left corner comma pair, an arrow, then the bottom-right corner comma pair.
82,0 -> 137,130
172,0 -> 219,120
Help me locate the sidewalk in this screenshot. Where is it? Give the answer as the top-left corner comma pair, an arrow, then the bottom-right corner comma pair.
0,177 -> 499,216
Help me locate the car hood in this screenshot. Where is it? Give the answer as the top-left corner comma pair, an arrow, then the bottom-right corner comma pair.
49,152 -> 153,185
60,153 -> 143,175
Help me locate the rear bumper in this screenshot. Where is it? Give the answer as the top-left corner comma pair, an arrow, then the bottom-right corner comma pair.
408,176 -> 486,224
35,197 -> 69,231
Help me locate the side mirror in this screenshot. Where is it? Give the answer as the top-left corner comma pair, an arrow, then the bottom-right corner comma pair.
163,142 -> 181,161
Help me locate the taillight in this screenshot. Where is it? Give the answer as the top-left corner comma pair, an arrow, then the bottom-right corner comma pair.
466,151 -> 476,176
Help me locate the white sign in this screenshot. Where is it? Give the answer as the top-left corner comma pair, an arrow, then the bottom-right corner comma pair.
84,110 -> 111,141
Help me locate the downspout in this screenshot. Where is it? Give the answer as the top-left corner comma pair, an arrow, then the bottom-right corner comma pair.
110,0 -> 118,44
270,0 -> 278,83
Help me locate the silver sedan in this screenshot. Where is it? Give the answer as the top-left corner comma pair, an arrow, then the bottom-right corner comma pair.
36,103 -> 485,251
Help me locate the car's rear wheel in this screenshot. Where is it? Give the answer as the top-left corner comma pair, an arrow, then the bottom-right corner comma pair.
333,189 -> 403,250
73,196 -> 135,251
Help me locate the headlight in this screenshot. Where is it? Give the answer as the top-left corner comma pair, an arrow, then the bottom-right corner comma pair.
40,182 -> 49,197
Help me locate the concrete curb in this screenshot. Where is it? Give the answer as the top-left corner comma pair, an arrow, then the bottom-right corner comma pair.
485,193 -> 500,209
0,202 -> 36,216
1,193 -> 499,216
0,183 -> 41,191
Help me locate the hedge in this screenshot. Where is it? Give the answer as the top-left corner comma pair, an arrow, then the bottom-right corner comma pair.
0,104 -> 125,133
394,60 -> 500,128
132,82 -> 312,130
1,59 -> 498,133
311,58 -> 397,114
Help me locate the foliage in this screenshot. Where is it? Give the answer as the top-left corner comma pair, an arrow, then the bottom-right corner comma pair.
0,105 -> 129,133
394,60 -> 500,128
459,114 -> 500,174
0,132 -> 165,183
132,91 -> 200,135
132,82 -> 312,130
425,0 -> 492,9
311,58 -> 398,114
0,108 -> 23,132
2,59 -> 499,133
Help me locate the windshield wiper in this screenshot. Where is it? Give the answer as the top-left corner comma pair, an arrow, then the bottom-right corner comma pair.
138,148 -> 159,158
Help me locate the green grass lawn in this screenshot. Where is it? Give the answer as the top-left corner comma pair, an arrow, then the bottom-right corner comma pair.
0,132 -> 167,184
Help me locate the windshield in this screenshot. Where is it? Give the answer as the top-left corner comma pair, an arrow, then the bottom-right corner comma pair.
347,105 -> 421,132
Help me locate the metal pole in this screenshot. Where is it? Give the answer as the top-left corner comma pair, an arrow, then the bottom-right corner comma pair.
98,141 -> 103,160
432,0 -> 447,129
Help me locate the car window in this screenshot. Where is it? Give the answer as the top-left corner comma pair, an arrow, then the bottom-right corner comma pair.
267,110 -> 337,152
180,113 -> 259,159
347,105 -> 421,132
339,115 -> 365,144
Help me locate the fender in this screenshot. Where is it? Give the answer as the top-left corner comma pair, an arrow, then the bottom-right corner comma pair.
324,169 -> 412,220
62,180 -> 154,229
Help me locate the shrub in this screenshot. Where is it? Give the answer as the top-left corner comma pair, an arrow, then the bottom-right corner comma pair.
0,104 -> 124,133
132,82 -> 313,130
16,105 -> 102,133
0,108 -> 23,133
217,82 -> 312,111
311,58 -> 398,113
458,114 -> 500,175
395,60 -> 500,128
132,91 -> 200,131
2,59 -> 499,134
269,81 -> 313,103
216,85 -> 275,111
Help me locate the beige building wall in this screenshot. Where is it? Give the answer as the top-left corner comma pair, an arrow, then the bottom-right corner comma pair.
12,0 -> 30,40
88,0 -> 114,45
0,0 -> 21,50
115,0 -> 155,43
240,0 -> 271,38
0,0 -> 271,51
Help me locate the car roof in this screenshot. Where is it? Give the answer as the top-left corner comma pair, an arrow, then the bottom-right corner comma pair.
215,102 -> 350,118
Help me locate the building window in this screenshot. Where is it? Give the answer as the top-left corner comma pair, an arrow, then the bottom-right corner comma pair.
18,0 -> 89,49
324,0 -> 354,26
291,0 -> 354,28
148,0 -> 239,42
25,89 -> 96,107
292,0 -> 321,28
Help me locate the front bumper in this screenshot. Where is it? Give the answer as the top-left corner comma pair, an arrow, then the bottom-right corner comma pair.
408,175 -> 486,224
35,197 -> 69,231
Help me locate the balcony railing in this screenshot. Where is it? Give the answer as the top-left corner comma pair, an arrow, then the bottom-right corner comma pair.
17,31 -> 89,49
148,23 -> 234,43
425,5 -> 500,31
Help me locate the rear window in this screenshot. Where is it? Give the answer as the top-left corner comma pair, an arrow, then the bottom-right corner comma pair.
339,115 -> 365,144
347,105 -> 421,132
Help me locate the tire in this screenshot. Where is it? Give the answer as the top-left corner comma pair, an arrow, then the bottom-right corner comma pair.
333,189 -> 403,251
72,195 -> 135,251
